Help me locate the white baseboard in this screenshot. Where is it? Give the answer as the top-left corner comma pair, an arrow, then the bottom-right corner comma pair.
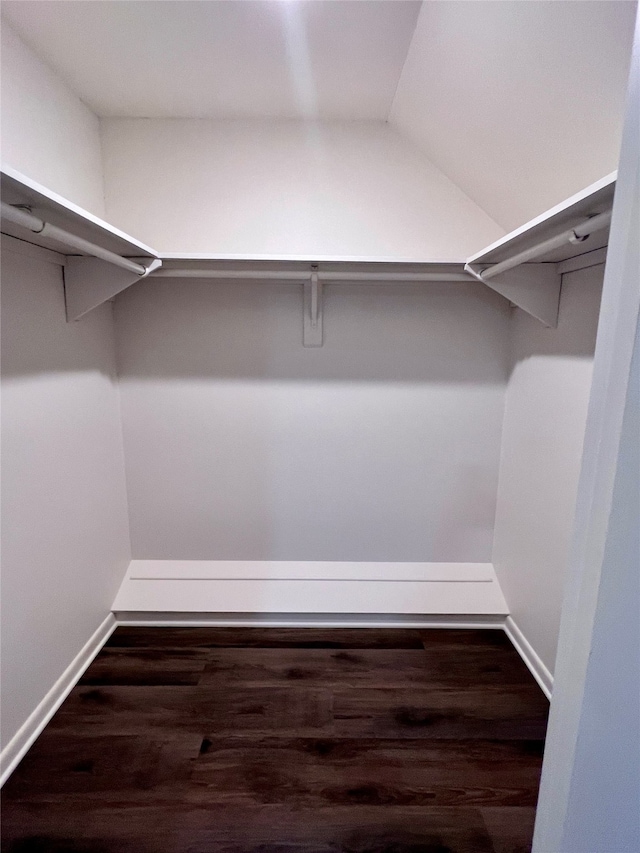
0,614 -> 117,787
114,611 -> 508,629
504,615 -> 554,699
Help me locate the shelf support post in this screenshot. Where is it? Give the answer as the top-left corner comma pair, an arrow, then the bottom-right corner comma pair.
64,256 -> 162,321
303,266 -> 323,346
464,262 -> 562,327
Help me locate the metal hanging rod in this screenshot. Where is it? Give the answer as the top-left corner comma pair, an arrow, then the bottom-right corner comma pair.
0,201 -> 159,277
465,209 -> 613,282
152,268 -> 471,282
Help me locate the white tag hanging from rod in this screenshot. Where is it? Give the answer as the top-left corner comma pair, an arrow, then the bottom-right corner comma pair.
303,266 -> 323,347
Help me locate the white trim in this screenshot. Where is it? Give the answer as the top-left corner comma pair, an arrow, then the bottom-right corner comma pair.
125,560 -> 497,582
159,252 -> 467,264
504,616 -> 553,700
114,612 -> 508,629
0,614 -> 117,787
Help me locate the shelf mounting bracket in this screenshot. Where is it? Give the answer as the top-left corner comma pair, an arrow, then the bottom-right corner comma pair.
303,266 -> 323,346
64,256 -> 162,321
464,262 -> 562,328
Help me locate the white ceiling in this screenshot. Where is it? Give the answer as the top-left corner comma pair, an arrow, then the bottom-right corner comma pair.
1,0 -> 421,120
2,0 -> 636,232
390,0 -> 637,230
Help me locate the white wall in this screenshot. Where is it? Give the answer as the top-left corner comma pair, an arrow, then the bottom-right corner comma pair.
100,118 -> 504,259
492,264 -> 604,675
391,0 -> 636,231
114,277 -> 509,562
0,20 -> 106,216
0,239 -> 131,750
561,311 -> 639,851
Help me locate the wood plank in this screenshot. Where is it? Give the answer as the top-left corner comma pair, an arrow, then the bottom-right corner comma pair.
105,627 -> 426,649
2,733 -> 201,801
199,646 -> 534,689
419,628 -> 512,649
46,686 -> 334,738
2,734 -> 542,811
190,736 -> 543,808
2,627 -> 545,853
333,687 -> 548,740
481,807 -> 538,853
79,648 -> 209,686
0,804 -> 496,853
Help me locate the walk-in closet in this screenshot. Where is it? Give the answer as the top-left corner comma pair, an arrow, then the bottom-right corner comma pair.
1,2 -> 639,851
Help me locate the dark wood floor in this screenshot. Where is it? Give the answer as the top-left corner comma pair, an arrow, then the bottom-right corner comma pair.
2,627 -> 549,853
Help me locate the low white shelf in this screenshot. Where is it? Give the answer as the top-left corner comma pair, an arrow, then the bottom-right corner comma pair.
112,560 -> 510,619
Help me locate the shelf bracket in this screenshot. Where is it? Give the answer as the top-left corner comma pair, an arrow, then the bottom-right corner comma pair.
303,266 -> 323,346
464,262 -> 561,328
64,256 -> 162,321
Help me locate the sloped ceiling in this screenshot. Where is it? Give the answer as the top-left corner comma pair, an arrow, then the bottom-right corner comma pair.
0,0 -> 421,120
390,0 -> 637,230
2,0 -> 637,233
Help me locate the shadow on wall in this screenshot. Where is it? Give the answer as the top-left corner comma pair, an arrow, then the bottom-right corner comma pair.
508,263 -> 605,373
113,278 -> 511,383
1,249 -> 118,381
1,260 -> 606,565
